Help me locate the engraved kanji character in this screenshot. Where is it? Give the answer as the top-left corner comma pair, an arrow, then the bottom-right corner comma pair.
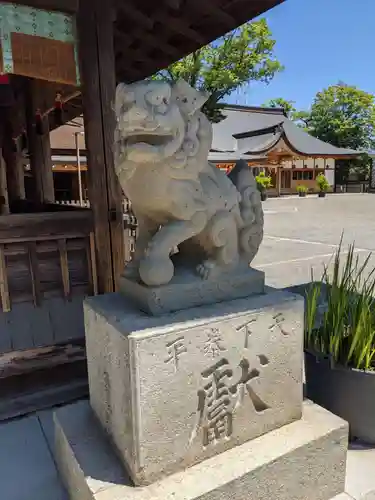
268,312 -> 289,336
164,336 -> 187,371
203,328 -> 225,358
191,358 -> 233,446
236,317 -> 258,348
191,355 -> 270,447
230,358 -> 270,412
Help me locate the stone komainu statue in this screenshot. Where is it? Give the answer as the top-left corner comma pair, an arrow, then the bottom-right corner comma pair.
114,79 -> 263,287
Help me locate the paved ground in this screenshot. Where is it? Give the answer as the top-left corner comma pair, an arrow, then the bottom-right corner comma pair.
1,193 -> 375,500
253,193 -> 375,288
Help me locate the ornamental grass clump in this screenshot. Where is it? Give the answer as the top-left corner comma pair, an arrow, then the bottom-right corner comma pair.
305,237 -> 375,371
316,173 -> 330,193
296,184 -> 308,194
255,172 -> 273,192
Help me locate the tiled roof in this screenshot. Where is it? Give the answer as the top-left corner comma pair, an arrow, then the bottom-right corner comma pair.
212,106 -> 361,157
50,105 -> 362,159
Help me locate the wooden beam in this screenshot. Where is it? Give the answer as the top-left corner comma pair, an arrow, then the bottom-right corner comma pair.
28,242 -> 42,307
157,13 -> 205,44
95,0 -> 125,290
58,238 -> 71,299
188,0 -> 235,28
4,138 -> 26,203
48,96 -> 82,131
116,2 -> 154,30
87,231 -> 98,296
116,3 -> 204,44
0,155 -> 9,215
0,244 -> 10,312
114,29 -> 180,58
77,0 -> 124,293
24,79 -> 55,203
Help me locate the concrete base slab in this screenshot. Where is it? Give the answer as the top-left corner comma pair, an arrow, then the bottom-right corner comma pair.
54,400 -> 348,500
346,443 -> 375,499
361,493 -> 375,500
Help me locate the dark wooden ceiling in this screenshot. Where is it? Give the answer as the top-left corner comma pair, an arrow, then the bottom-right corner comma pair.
9,0 -> 285,129
113,0 -> 285,82
5,0 -> 284,83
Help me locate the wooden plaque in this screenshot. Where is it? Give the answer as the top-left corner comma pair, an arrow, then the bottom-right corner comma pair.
11,32 -> 77,85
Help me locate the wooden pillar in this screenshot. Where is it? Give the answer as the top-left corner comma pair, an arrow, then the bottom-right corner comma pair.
24,80 -> 55,204
4,139 -> 25,202
276,167 -> 282,197
0,154 -> 9,214
77,0 -> 125,293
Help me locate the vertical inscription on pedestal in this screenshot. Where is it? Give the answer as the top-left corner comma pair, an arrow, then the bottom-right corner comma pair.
164,336 -> 187,372
190,354 -> 270,447
236,317 -> 258,348
268,312 -> 289,335
203,328 -> 226,358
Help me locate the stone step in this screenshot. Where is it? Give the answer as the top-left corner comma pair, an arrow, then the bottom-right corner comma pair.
330,495 -> 375,500
331,495 -> 353,499
53,400 -> 348,500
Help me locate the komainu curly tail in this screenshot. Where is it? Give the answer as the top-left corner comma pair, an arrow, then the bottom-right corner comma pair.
228,160 -> 264,262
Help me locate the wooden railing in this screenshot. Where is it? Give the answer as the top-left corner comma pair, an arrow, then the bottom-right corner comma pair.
0,210 -> 97,312
56,199 -> 138,263
56,200 -> 91,208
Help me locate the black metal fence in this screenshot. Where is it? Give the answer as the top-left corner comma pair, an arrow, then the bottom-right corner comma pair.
335,181 -> 369,193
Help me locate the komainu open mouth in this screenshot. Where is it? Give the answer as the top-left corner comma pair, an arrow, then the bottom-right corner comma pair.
125,133 -> 174,147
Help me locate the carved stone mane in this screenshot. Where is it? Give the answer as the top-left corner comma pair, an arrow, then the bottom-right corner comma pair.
114,79 -> 263,291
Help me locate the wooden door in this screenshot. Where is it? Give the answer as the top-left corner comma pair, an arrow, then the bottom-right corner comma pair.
281,170 -> 291,189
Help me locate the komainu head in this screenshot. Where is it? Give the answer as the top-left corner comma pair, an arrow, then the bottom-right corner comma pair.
114,79 -> 209,163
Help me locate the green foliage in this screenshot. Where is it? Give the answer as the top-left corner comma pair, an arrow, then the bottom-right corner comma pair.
292,110 -> 311,129
316,173 -> 330,192
296,184 -> 308,193
154,19 -> 283,122
308,84 -> 375,151
305,238 -> 375,371
263,98 -> 311,129
267,84 -> 375,154
263,98 -> 296,117
255,171 -> 272,192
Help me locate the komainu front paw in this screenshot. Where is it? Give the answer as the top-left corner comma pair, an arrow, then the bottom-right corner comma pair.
196,259 -> 217,280
139,255 -> 174,286
122,261 -> 140,279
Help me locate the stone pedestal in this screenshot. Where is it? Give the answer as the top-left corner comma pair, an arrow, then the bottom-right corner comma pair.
84,290 -> 303,485
53,289 -> 349,500
119,266 -> 265,315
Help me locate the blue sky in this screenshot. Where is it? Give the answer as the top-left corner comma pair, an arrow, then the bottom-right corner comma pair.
227,0 -> 375,111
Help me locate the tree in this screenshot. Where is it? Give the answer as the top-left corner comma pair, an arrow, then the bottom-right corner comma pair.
263,98 -> 310,128
263,98 -> 296,117
307,83 -> 375,180
154,19 -> 283,122
292,110 -> 311,129
308,83 -> 375,151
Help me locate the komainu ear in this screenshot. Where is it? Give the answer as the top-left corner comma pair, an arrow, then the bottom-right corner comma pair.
172,79 -> 209,114
115,83 -> 135,117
